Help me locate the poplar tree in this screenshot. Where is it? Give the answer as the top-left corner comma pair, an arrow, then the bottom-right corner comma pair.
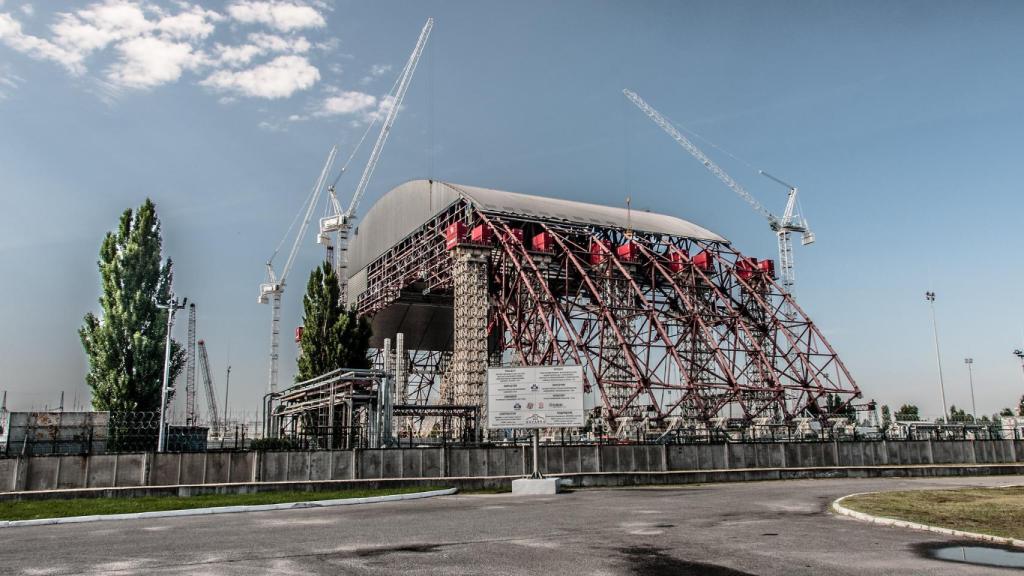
79,199 -> 185,413
296,262 -> 372,382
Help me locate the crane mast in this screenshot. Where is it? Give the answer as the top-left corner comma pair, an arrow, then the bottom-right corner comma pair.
259,145 -> 338,395
319,17 -> 434,304
622,89 -> 814,308
197,340 -> 222,439
185,303 -> 197,426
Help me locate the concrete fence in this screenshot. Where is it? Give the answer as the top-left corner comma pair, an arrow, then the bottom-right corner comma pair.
2,439 -> 1022,493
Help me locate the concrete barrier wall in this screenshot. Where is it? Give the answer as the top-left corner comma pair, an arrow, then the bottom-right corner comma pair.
3,439 -> 1022,493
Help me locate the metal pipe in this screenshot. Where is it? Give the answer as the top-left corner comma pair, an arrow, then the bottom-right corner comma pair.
965,358 -> 976,421
530,430 -> 542,479
157,297 -> 185,453
925,292 -> 948,421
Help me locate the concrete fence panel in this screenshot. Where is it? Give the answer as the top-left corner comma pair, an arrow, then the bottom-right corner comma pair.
150,453 -> 180,486
0,459 -> 17,492
422,449 -> 442,477
261,452 -> 289,482
562,446 -> 582,474
85,454 -> 118,488
308,451 -> 331,481
203,453 -> 231,484
115,454 -> 145,487
25,457 -> 59,491
361,450 -> 384,479
381,450 -> 402,479
666,445 -> 694,471
229,452 -> 256,483
178,453 -> 207,485
56,455 -> 88,489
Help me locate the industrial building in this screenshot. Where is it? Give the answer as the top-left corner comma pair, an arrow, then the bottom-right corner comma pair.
285,178 -> 863,439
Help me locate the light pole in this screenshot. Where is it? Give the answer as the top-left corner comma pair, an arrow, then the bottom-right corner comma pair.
156,296 -> 186,453
1014,349 -> 1024,385
925,292 -> 948,422
964,358 -> 976,422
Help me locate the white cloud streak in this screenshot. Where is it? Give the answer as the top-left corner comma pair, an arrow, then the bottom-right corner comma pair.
201,54 -> 319,99
227,1 -> 325,32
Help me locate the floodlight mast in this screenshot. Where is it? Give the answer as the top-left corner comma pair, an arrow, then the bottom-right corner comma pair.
622,89 -> 814,312
259,146 -> 338,396
319,17 -> 434,305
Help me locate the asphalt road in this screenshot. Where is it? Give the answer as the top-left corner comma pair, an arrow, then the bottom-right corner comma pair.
2,475 -> 1022,575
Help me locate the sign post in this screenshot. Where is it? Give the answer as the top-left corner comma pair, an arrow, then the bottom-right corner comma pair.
486,365 -> 584,492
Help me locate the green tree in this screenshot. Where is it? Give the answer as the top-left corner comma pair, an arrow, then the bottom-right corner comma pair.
944,405 -> 972,424
881,405 -> 892,427
79,199 -> 185,413
296,262 -> 372,382
1000,407 -> 1014,417
894,404 -> 920,421
825,393 -> 856,420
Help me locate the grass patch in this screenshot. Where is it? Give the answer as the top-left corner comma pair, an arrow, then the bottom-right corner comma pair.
842,486 -> 1024,540
0,486 -> 445,521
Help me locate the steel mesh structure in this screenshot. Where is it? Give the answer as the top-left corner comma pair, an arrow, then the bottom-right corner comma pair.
349,180 -> 860,433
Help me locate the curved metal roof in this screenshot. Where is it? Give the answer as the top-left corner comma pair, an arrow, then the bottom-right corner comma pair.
346,179 -> 726,277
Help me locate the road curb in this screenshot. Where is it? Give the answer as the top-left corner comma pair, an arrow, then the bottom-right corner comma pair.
0,487 -> 457,529
831,490 -> 1024,549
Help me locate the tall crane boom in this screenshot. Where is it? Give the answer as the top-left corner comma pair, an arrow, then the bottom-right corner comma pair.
623,89 -> 814,309
623,89 -> 775,224
320,18 -> 434,303
259,145 -> 338,395
196,340 -> 221,438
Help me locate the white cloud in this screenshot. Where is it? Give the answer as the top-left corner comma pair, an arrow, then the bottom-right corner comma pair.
201,54 -> 319,99
365,93 -> 396,122
0,65 -> 23,100
19,4 -> 32,17
0,12 -> 85,73
51,1 -> 154,57
214,32 -> 309,68
107,36 -> 203,89
369,63 -> 390,77
317,90 -> 375,116
227,1 -> 325,32
155,4 -> 222,41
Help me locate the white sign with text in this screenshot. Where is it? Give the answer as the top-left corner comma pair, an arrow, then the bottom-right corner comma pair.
486,365 -> 584,429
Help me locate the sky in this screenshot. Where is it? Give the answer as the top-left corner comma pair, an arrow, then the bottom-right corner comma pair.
1,0 -> 1023,422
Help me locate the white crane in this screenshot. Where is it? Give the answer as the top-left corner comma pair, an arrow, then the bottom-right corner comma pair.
623,89 -> 814,308
196,340 -> 222,439
259,145 -> 338,395
319,17 -> 434,304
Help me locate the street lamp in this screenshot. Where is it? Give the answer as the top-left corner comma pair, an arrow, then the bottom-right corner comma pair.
925,292 -> 948,422
1014,349 -> 1024,384
156,296 -> 187,453
964,358 -> 976,422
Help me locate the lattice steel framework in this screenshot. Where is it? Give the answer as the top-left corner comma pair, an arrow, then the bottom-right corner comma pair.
357,187 -> 860,428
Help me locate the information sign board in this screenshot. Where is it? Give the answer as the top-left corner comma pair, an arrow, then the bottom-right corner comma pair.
486,365 -> 584,429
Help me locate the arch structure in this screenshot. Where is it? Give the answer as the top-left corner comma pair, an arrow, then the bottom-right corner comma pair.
347,180 -> 860,434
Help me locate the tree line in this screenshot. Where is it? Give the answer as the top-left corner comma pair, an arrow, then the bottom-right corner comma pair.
80,199 -> 369,415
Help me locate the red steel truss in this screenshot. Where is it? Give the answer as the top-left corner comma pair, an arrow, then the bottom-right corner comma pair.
358,190 -> 860,428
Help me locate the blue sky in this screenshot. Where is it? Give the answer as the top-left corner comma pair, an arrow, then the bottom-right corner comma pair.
1,0 -> 1022,421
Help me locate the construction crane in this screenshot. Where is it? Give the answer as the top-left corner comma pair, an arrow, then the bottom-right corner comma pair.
259,145 -> 338,395
623,89 -> 815,311
196,340 -> 222,439
185,303 -> 197,426
318,17 -> 434,304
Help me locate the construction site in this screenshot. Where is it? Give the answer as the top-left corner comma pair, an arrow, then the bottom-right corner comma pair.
249,19 -> 957,449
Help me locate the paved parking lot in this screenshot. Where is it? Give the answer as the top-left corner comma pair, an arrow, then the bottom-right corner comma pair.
2,475 -> 1022,575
